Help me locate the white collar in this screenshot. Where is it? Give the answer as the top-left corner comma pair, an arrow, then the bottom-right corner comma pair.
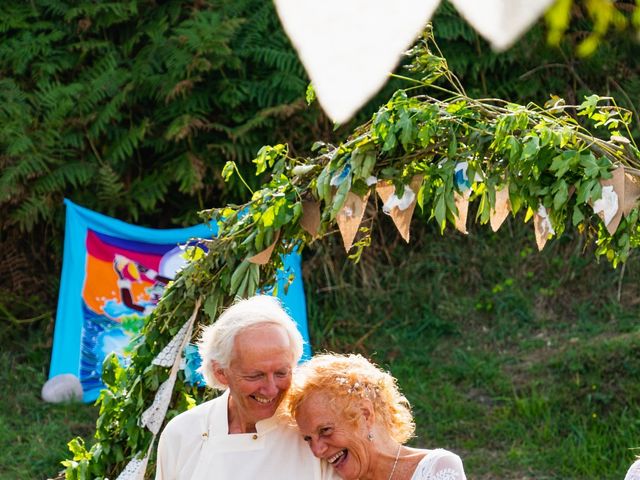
209,389 -> 282,436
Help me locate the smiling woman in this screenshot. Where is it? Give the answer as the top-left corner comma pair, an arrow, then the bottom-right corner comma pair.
287,354 -> 466,480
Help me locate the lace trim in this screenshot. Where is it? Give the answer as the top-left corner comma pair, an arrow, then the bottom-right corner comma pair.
117,298 -> 201,480
151,319 -> 192,367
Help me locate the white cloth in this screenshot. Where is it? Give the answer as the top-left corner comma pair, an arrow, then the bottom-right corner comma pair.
155,390 -> 334,480
625,459 -> 640,480
411,449 -> 466,480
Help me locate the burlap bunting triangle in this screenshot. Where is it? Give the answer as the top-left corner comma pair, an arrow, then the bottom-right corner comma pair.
336,191 -> 370,252
594,165 -> 625,235
490,185 -> 510,232
454,191 -> 469,235
376,175 -> 423,242
533,206 -> 554,251
623,172 -> 640,216
300,200 -> 321,238
248,231 -> 280,265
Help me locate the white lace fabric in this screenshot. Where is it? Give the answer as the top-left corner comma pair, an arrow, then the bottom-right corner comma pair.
411,449 -> 466,480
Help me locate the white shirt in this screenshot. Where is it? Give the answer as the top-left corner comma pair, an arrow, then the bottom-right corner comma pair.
411,449 -> 466,480
155,390 -> 333,480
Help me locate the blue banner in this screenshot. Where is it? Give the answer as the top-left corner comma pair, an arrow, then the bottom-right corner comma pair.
50,200 -> 311,402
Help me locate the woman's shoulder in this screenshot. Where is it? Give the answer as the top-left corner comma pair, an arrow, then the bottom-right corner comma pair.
411,448 -> 466,480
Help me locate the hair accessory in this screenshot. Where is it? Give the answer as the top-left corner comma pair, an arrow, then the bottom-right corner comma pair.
367,432 -> 374,441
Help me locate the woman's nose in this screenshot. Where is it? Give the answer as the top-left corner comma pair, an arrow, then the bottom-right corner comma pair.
310,438 -> 327,458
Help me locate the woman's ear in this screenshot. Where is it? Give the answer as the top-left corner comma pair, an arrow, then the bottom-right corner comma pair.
212,361 -> 229,387
360,398 -> 375,428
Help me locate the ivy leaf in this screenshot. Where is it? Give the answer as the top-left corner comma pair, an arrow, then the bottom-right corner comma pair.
572,206 -> 585,226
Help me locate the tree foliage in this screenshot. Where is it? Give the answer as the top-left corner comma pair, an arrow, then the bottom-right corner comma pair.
433,0 -> 640,142
61,28 -> 640,479
0,0 -> 319,235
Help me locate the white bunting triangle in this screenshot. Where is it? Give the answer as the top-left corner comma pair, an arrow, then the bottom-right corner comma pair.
116,452 -> 150,480
152,319 -> 192,368
140,375 -> 180,435
449,0 -> 555,51
274,0 -> 440,123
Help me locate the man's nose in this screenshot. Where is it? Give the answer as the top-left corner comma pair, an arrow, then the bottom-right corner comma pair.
261,375 -> 279,397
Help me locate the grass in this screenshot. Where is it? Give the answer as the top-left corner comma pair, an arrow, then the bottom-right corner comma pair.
0,320 -> 98,480
3,216 -> 640,479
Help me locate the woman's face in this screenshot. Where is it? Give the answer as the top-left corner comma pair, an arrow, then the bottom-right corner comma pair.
295,391 -> 374,480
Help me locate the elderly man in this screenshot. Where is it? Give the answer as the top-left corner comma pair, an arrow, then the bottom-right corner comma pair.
155,295 -> 333,479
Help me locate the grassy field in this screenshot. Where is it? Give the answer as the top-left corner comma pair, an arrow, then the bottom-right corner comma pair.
0,320 -> 97,480
2,217 -> 640,479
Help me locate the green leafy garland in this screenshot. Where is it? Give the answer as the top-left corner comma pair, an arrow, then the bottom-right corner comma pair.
62,29 -> 640,479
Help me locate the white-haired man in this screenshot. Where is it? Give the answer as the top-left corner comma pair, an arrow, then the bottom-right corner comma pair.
155,295 -> 334,479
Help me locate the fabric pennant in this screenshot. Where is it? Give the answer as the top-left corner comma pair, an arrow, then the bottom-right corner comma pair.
300,200 -> 321,238
490,185 -> 510,232
140,375 -> 179,435
376,175 -> 423,242
593,165 -> 624,235
115,435 -> 156,480
533,205 -> 554,251
273,0 -> 440,123
140,298 -> 200,435
152,319 -> 192,368
115,452 -> 150,480
248,231 -> 281,265
336,191 -> 370,252
623,172 -> 640,216
453,191 -> 469,235
450,0 -> 555,51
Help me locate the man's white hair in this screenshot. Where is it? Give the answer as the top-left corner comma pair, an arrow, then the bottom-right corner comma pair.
197,295 -> 304,390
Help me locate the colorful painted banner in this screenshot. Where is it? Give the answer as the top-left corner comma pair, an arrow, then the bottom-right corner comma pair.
50,200 -> 311,402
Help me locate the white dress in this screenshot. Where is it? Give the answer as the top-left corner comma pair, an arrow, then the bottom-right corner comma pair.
411,449 -> 466,480
625,459 -> 640,480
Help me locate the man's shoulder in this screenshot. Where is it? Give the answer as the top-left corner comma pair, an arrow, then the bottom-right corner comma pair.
161,396 -> 219,438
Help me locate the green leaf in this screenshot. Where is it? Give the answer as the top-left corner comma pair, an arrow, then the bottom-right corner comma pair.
521,135 -> 540,159
203,294 -> 219,321
553,180 -> 569,210
222,161 -> 235,181
434,193 -> 446,230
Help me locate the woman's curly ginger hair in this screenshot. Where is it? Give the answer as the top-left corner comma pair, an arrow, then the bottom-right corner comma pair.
286,353 -> 415,443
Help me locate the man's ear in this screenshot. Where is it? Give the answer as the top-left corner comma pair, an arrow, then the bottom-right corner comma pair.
360,398 -> 375,428
212,361 -> 229,387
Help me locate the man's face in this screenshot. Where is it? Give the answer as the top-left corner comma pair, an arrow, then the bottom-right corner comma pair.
215,324 -> 294,432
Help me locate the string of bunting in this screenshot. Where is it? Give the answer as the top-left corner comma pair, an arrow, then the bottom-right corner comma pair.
115,297 -> 202,480
310,165 -> 640,255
